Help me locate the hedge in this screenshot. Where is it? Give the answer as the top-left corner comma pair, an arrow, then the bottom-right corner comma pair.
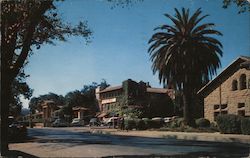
241,117 -> 250,135
141,118 -> 150,129
195,118 -> 210,128
135,119 -> 146,130
216,114 -> 242,134
124,119 -> 136,130
151,119 -> 164,128
170,118 -> 185,128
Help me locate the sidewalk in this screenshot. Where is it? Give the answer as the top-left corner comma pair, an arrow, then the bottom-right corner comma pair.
83,127 -> 250,144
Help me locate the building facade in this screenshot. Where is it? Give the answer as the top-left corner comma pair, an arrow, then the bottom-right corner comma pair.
198,56 -> 250,122
42,100 -> 61,127
96,79 -> 175,118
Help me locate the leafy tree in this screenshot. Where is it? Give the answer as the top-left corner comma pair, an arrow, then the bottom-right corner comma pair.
223,0 -> 250,13
148,8 -> 223,126
29,92 -> 65,114
65,80 -> 109,112
10,70 -> 33,117
145,94 -> 174,118
1,0 -> 91,154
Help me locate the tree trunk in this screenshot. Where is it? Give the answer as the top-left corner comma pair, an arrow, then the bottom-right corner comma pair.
183,84 -> 196,127
1,75 -> 12,156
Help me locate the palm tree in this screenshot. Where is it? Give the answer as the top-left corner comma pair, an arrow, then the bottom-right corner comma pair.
148,8 -> 223,126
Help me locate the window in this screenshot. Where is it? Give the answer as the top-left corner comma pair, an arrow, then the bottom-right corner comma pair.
238,110 -> 245,116
238,103 -> 245,116
238,103 -> 245,108
221,111 -> 228,115
214,104 -> 220,110
221,104 -> 228,109
214,112 -> 220,120
232,80 -> 238,91
240,74 -> 247,90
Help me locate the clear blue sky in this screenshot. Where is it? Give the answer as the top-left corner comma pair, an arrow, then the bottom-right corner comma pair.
21,0 -> 250,108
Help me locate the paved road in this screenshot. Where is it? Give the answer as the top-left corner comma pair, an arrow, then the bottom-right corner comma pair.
9,127 -> 250,157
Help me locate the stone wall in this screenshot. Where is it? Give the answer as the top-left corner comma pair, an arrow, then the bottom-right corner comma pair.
204,67 -> 250,122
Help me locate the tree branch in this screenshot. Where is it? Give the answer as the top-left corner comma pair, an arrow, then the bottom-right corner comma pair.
11,1 -> 53,81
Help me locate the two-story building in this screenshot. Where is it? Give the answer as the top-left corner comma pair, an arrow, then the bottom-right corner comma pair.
198,56 -> 250,122
96,79 -> 175,118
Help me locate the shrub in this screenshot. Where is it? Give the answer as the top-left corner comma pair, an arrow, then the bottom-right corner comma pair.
241,117 -> 250,135
195,118 -> 210,128
216,114 -> 242,134
135,119 -> 146,130
151,119 -> 164,128
124,119 -> 136,130
210,122 -> 219,132
143,118 -> 153,129
170,117 -> 185,128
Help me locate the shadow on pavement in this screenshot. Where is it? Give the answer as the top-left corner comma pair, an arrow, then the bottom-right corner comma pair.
5,150 -> 39,158
103,151 -> 250,158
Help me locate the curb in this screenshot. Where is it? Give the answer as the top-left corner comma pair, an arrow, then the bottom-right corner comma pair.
89,129 -> 250,145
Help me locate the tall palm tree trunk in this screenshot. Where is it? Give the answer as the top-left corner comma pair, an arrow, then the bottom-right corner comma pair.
183,83 -> 195,126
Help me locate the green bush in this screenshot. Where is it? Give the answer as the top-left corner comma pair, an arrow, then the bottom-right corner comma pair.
195,118 -> 210,128
241,117 -> 250,135
135,119 -> 146,130
124,119 -> 136,130
151,119 -> 164,128
210,122 -> 219,132
170,118 -> 185,128
143,118 -> 153,129
216,114 -> 242,134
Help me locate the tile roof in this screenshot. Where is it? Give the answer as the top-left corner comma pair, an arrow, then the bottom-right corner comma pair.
98,85 -> 122,93
146,87 -> 169,93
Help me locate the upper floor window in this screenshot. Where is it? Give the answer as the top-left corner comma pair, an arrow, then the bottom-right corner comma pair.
221,104 -> 228,109
214,104 -> 220,110
232,80 -> 238,91
240,74 -> 247,90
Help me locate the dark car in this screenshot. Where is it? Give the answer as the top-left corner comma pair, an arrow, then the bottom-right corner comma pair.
52,118 -> 69,127
8,119 -> 27,141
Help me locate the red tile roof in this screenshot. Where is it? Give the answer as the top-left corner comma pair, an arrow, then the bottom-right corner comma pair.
98,86 -> 122,93
146,87 -> 169,93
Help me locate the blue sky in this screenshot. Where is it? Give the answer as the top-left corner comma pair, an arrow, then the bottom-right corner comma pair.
21,0 -> 250,108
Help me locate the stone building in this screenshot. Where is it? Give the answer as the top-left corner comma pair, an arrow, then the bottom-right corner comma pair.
42,100 -> 62,127
96,79 -> 175,118
198,56 -> 250,122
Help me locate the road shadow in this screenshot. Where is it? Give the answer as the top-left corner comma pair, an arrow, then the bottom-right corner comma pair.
5,150 -> 39,158
103,151 -> 250,158
26,128 -> 250,157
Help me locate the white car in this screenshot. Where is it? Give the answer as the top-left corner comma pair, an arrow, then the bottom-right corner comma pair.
164,117 -> 172,123
71,118 -> 85,126
103,117 -> 119,126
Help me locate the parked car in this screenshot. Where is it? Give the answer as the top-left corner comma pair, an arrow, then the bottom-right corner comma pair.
164,117 -> 172,123
151,117 -> 164,121
71,118 -> 85,126
52,118 -> 69,127
89,118 -> 101,126
8,117 -> 27,141
103,117 -> 119,127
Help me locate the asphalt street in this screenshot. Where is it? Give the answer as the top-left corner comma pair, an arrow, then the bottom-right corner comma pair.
9,127 -> 250,157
